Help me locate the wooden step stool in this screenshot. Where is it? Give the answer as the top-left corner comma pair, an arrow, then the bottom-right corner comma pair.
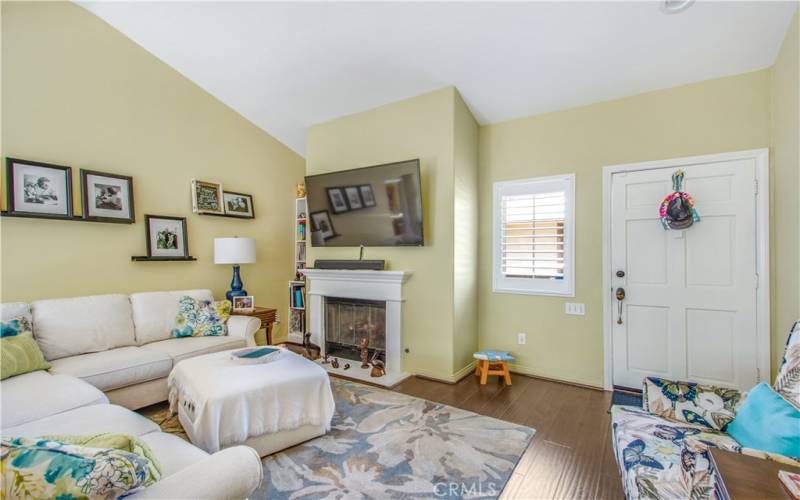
473,350 -> 514,385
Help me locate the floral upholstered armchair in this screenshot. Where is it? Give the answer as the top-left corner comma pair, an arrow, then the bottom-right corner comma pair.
610,321 -> 800,499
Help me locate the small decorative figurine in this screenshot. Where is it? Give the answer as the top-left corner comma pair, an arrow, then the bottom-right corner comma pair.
360,338 -> 370,368
321,353 -> 330,364
331,357 -> 340,369
302,332 -> 320,360
370,352 -> 385,377
296,183 -> 306,198
343,363 -> 351,370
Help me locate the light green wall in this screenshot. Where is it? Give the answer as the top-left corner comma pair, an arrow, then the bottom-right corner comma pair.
307,88 -> 459,381
0,1 -> 306,344
770,10 -> 800,373
478,70 -> 771,387
452,92 -> 480,376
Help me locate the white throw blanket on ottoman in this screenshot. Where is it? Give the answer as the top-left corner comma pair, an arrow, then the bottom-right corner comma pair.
168,348 -> 335,454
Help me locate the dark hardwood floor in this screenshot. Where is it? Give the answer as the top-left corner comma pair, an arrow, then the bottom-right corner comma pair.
391,373 -> 625,500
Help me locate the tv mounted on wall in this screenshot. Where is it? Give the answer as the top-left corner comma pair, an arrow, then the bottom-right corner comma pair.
305,159 -> 424,247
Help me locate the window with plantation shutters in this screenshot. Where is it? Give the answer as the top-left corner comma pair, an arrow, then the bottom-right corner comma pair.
493,174 -> 575,296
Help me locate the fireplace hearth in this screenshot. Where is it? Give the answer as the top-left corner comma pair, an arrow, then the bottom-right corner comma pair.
302,268 -> 411,387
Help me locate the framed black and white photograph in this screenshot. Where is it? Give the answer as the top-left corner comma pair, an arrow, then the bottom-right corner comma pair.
232,295 -> 255,312
359,184 -> 376,208
326,187 -> 349,214
80,169 -> 134,223
6,158 -> 73,219
191,179 -> 224,215
310,210 -> 336,240
223,191 -> 254,219
344,186 -> 363,210
145,215 -> 189,258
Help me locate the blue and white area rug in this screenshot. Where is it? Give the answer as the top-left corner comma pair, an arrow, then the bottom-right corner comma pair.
254,378 -> 535,499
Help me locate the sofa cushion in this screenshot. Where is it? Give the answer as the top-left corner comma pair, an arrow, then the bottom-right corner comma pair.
32,294 -> 135,360
142,336 -> 245,364
726,383 -> 800,458
130,290 -> 214,345
139,432 -> 209,478
0,302 -> 31,324
3,403 -> 159,437
49,346 -> 172,391
1,371 -> 108,428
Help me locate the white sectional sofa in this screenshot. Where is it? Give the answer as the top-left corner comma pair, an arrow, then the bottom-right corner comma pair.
1,289 -> 264,499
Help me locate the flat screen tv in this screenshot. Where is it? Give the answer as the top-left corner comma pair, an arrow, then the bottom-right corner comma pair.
305,159 -> 424,247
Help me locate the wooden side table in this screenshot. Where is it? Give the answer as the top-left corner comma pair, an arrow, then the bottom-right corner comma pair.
710,448 -> 800,499
233,307 -> 277,345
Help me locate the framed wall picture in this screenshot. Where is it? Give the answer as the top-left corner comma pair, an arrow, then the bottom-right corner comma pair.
145,215 -> 189,258
6,157 -> 73,219
232,295 -> 255,312
191,179 -> 224,215
223,191 -> 255,218
344,186 -> 363,210
359,184 -> 376,208
326,187 -> 349,214
310,210 -> 336,240
80,169 -> 134,223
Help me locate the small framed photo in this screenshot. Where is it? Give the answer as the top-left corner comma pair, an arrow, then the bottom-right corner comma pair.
223,191 -> 254,218
344,186 -> 363,210
359,184 -> 376,208
232,295 -> 255,312
6,158 -> 73,219
310,210 -> 336,240
145,215 -> 189,258
191,179 -> 224,215
326,187 -> 349,214
80,169 -> 134,223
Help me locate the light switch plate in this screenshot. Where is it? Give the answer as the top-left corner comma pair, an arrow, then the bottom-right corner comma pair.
565,303 -> 585,315
517,333 -> 527,345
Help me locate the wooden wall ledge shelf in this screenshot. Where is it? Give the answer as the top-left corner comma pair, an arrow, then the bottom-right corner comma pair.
131,256 -> 197,262
1,211 -> 133,224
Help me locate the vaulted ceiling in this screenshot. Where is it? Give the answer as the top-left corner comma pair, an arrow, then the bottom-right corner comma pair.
79,1 -> 798,155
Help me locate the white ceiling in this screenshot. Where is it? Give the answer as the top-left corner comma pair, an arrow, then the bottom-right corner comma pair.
79,1 -> 797,156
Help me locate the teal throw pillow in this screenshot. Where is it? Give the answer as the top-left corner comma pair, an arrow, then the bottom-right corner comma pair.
726,383 -> 800,459
1,436 -> 159,498
171,295 -> 231,338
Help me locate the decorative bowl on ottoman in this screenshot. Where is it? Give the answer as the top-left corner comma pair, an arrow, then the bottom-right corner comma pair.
168,348 -> 335,456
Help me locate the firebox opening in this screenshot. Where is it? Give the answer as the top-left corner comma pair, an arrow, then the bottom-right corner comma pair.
324,297 -> 386,364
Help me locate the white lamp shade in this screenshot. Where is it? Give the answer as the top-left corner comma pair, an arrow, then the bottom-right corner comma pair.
214,237 -> 256,264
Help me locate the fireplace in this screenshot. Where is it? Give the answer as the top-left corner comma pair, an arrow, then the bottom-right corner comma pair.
302,268 -> 411,387
324,297 -> 386,363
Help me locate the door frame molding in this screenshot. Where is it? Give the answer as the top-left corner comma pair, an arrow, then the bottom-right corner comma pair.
601,148 -> 770,391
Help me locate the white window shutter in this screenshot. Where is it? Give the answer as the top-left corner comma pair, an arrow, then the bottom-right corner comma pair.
493,174 -> 575,296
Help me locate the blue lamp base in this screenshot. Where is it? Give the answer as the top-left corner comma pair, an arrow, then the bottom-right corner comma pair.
226,264 -> 248,302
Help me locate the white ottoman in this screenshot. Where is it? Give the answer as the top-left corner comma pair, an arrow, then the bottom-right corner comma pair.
167,348 -> 335,456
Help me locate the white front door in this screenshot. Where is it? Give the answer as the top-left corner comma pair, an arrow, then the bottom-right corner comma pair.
610,156 -> 760,391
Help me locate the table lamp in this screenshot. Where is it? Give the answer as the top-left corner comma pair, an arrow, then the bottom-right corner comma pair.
214,237 -> 256,301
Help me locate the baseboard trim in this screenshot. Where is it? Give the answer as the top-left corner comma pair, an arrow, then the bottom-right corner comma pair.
508,364 -> 604,391
413,361 -> 476,385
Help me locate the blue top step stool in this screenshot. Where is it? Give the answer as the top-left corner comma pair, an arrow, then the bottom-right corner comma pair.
473,350 -> 514,385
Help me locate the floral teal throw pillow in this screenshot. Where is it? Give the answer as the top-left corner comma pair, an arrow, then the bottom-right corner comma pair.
172,296 -> 231,338
643,376 -> 742,431
1,436 -> 159,499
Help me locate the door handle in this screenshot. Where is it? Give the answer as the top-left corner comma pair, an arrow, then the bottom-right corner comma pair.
615,287 -> 625,324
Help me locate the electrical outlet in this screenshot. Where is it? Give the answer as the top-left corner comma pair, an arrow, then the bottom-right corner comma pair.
565,303 -> 586,316
517,333 -> 526,345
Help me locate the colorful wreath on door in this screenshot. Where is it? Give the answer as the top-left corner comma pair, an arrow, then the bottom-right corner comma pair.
659,169 -> 700,230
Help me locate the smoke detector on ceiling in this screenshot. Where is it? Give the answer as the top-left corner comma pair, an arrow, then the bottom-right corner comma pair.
661,0 -> 695,14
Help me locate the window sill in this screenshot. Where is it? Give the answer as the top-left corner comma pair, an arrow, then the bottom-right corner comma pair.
492,286 -> 575,298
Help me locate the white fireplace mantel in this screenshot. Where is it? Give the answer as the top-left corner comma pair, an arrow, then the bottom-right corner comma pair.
300,269 -> 412,387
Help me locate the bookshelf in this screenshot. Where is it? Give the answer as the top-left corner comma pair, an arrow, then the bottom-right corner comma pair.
288,197 -> 307,344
